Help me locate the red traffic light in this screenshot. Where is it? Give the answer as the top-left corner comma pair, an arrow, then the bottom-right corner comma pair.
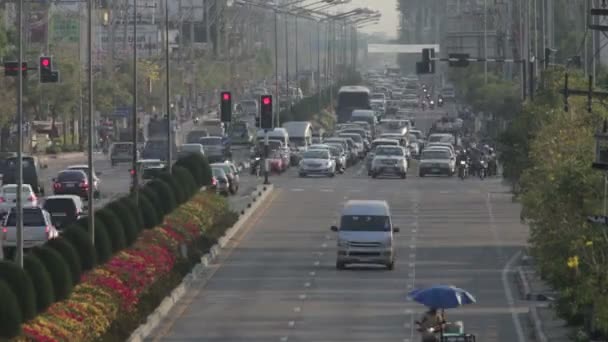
40,58 -> 50,68
262,96 -> 271,105
222,92 -> 231,101
129,169 -> 136,176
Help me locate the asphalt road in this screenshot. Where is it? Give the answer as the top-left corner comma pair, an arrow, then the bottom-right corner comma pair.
147,108 -> 530,342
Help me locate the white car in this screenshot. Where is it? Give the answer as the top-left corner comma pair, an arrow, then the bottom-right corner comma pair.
418,148 -> 456,177
370,146 -> 408,179
0,184 -> 39,214
299,149 -> 336,177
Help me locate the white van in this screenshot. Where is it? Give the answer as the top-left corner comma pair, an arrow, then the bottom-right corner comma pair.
256,128 -> 289,147
350,110 -> 377,134
330,200 -> 400,270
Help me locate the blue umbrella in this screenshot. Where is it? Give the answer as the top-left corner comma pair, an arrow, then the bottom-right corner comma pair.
408,285 -> 476,309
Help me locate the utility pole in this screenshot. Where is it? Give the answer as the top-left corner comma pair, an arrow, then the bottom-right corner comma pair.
294,15 -> 298,91
317,21 -> 321,112
274,10 -> 279,125
483,0 -> 488,83
87,0 -> 95,244
131,0 -> 139,200
165,0 -> 172,172
16,0 -> 24,267
284,13 -> 290,123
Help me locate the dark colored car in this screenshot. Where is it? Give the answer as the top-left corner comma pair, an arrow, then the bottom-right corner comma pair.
42,195 -> 84,230
2,155 -> 47,195
52,170 -> 99,199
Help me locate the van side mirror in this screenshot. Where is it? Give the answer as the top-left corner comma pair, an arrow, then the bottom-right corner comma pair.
330,225 -> 338,232
393,227 -> 400,233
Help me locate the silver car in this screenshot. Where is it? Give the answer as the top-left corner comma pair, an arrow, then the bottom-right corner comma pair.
2,207 -> 58,258
299,149 -> 336,177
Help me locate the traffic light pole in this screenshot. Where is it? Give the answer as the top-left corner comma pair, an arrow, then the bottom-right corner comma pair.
165,0 -> 172,173
131,0 -> 139,201
16,0 -> 24,267
87,0 -> 95,245
264,130 -> 270,185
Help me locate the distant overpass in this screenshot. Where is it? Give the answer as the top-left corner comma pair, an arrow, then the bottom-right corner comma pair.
367,44 -> 440,54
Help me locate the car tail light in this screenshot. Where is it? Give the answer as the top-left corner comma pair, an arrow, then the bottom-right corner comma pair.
2,227 -> 6,234
212,177 -> 217,186
27,195 -> 36,202
80,181 -> 89,188
53,182 -> 61,189
0,197 -> 5,203
45,226 -> 51,239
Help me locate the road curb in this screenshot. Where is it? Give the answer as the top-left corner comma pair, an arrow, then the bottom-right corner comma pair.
127,184 -> 274,342
515,258 -> 549,342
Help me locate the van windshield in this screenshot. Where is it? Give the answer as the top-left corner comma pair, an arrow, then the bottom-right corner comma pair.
340,215 -> 390,231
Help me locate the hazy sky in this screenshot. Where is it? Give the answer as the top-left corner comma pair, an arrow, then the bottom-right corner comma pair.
342,0 -> 398,38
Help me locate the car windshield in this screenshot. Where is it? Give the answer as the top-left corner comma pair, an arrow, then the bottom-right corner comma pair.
409,135 -> 418,142
6,157 -> 34,168
290,137 -> 306,147
303,150 -> 330,159
212,168 -> 227,178
113,144 -> 132,153
58,171 -> 85,182
43,198 -> 77,213
212,164 -> 232,174
200,138 -> 222,145
376,147 -> 403,156
422,150 -> 450,160
340,215 -> 390,232
340,134 -> 362,143
2,185 -> 32,194
372,141 -> 398,149
6,210 -> 45,226
428,135 -> 452,143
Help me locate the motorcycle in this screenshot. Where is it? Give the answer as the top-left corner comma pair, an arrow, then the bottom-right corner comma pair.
479,160 -> 488,180
437,97 -> 444,107
458,160 -> 468,180
250,156 -> 262,176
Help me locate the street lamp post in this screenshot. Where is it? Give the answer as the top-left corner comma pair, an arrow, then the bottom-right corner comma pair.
274,10 -> 279,126
87,0 -> 95,244
165,0 -> 172,173
284,13 -> 290,122
131,0 -> 139,200
295,16 -> 298,91
16,0 -> 24,266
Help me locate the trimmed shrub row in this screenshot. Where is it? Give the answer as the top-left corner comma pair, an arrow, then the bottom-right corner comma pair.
0,153 -> 213,338
20,185 -> 235,341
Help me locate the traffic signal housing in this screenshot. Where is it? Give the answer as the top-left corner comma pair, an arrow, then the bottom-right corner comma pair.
448,53 -> 470,67
416,48 -> 435,74
260,95 -> 273,130
220,91 -> 232,122
39,56 -> 59,83
4,62 -> 27,77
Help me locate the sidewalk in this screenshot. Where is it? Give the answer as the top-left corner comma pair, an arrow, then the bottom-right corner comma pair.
515,253 -> 574,342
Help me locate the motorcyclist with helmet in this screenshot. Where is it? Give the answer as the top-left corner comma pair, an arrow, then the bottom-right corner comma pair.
456,149 -> 469,178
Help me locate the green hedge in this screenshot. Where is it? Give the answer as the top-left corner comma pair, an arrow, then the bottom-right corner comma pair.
158,172 -> 186,204
137,192 -> 160,229
0,279 -> 22,338
142,186 -> 165,217
0,261 -> 36,322
107,200 -> 140,244
62,225 -> 97,271
46,238 -> 82,286
23,254 -> 54,313
96,209 -> 127,253
147,179 -> 177,214
122,196 -> 144,229
32,246 -> 73,301
0,153 -> 214,339
172,166 -> 198,200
